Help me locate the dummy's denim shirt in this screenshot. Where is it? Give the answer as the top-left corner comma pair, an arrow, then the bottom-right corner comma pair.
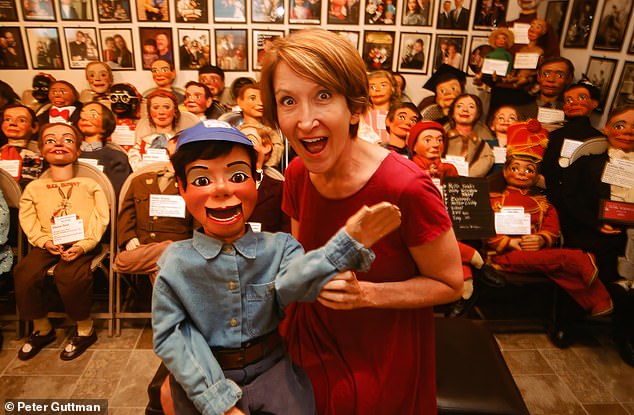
152,227 -> 374,415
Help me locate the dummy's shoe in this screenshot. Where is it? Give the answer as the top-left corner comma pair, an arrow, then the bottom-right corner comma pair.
60,329 -> 97,361
590,298 -> 614,318
474,264 -> 506,288
18,330 -> 57,361
447,291 -> 479,318
617,338 -> 634,367
548,326 -> 573,349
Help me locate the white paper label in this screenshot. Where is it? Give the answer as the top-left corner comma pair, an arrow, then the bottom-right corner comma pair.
0,159 -> 21,178
443,155 -> 469,177
602,159 -> 634,188
112,125 -> 135,146
248,222 -> 262,232
143,148 -> 170,163
514,53 -> 540,69
481,58 -> 510,76
495,207 -> 531,235
149,194 -> 186,218
560,138 -> 584,159
493,146 -> 507,164
537,107 -> 565,124
512,23 -> 530,44
52,217 -> 85,245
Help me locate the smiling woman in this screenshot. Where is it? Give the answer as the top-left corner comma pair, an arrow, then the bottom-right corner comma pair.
260,28 -> 463,414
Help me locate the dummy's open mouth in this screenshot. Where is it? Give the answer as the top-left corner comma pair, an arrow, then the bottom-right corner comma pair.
301,137 -> 328,154
206,205 -> 243,223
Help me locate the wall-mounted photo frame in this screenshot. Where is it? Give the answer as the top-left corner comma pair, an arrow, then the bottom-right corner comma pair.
610,61 -> 634,112
25,27 -> 63,70
251,0 -> 285,22
0,1 -> 19,21
175,0 -> 208,22
545,1 -> 567,39
593,0 -> 633,51
139,27 -> 174,69
466,35 -> 492,76
327,0 -> 359,24
21,0 -> 56,21
215,29 -> 247,71
563,0 -> 597,49
401,0 -> 432,26
99,28 -> 135,70
214,0 -> 246,22
585,57 -> 617,113
397,32 -> 431,74
432,34 -> 467,72
362,30 -> 395,71
331,30 -> 360,50
365,0 -> 397,24
437,0 -> 470,30
59,0 -> 93,20
0,28 -> 28,69
177,28 -> 211,70
64,27 -> 100,69
289,0 -> 321,24
472,0 -> 507,30
137,0 -> 170,21
97,0 -> 132,22
253,30 -> 284,70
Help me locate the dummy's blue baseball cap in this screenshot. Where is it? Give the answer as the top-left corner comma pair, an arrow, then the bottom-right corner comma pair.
176,119 -> 254,151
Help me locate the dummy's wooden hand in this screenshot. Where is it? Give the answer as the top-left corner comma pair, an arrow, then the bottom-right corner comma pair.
60,245 -> 85,262
224,407 -> 245,415
519,234 -> 545,251
44,240 -> 64,256
317,271 -> 368,310
599,223 -> 622,235
507,238 -> 522,251
344,202 -> 401,248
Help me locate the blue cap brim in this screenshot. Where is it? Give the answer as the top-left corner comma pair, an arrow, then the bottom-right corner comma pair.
176,120 -> 254,151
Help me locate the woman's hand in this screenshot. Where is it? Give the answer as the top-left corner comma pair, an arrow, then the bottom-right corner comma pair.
60,245 -> 85,262
344,202 -> 401,248
317,271 -> 370,310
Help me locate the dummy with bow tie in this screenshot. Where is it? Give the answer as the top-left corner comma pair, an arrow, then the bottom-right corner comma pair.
36,80 -> 83,128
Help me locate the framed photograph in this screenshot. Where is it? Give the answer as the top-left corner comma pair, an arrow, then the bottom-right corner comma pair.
593,0 -> 633,51
175,0 -> 208,22
401,0 -> 432,26
362,31 -> 395,71
437,0 -> 470,30
59,0 -> 93,20
365,0 -> 397,24
97,0 -> 132,22
397,32 -> 431,74
610,61 -> 634,112
64,28 -> 100,69
545,1 -> 567,39
99,28 -> 135,70
327,0 -> 359,24
472,0 -> 507,29
0,28 -> 28,69
585,57 -> 617,113
466,35 -> 492,76
21,0 -> 56,21
563,0 -> 598,48
214,0 -> 246,22
0,1 -> 19,21
177,28 -> 210,70
289,0 -> 321,24
432,35 -> 466,72
137,0 -> 170,21
215,29 -> 247,71
253,30 -> 284,70
139,28 -> 173,69
251,0 -> 284,22
332,30 -> 360,50
25,27 -> 63,69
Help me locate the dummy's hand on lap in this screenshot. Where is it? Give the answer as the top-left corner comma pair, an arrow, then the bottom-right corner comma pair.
126,238 -> 140,251
345,202 -> 401,248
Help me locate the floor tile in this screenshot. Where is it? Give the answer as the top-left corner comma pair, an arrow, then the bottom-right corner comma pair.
623,403 -> 634,414
495,332 -> 556,350
71,376 -> 120,400
108,407 -> 147,415
136,325 -> 154,350
583,403 -> 631,415
0,375 -> 78,399
574,346 -> 634,402
513,374 -> 586,415
82,350 -> 132,378
6,349 -> 93,375
109,350 -> 160,408
502,349 -> 554,375
93,327 -> 142,350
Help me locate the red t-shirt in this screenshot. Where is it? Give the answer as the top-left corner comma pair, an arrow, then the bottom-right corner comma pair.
282,152 -> 451,414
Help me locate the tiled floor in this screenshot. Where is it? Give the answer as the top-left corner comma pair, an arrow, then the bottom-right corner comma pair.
0,318 -> 632,415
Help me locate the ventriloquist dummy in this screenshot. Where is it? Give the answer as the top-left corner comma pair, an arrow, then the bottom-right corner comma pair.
0,104 -> 45,185
22,73 -> 56,117
36,81 -> 83,127
108,83 -> 142,149
79,61 -> 114,107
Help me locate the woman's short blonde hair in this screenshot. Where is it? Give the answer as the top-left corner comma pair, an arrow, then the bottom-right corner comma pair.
260,29 -> 369,138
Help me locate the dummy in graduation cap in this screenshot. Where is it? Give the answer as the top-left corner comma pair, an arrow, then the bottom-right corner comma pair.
419,64 -> 467,124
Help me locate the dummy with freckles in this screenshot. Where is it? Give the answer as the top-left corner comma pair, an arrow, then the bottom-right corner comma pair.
407,121 -> 506,317
79,61 -> 114,106
486,119 -> 613,318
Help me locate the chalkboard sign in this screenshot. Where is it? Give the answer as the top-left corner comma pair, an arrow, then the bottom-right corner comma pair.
442,176 -> 495,240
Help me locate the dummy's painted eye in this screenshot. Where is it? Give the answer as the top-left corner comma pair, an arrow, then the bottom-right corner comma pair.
230,172 -> 250,183
191,176 -> 211,186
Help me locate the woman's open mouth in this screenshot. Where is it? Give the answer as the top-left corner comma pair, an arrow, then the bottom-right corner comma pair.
301,137 -> 328,154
